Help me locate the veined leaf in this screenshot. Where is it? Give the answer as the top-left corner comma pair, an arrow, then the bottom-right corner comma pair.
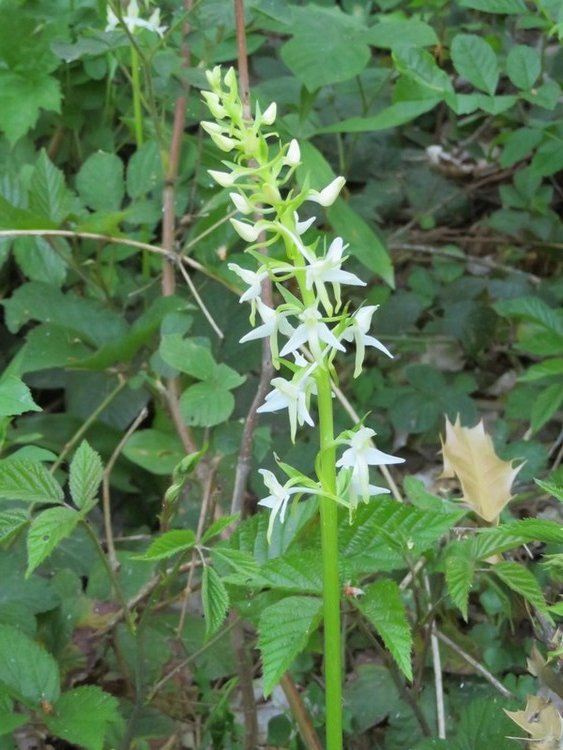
505,695 -> 563,746
445,553 -> 475,621
393,46 -> 453,95
531,383 -> 563,432
0,508 -> 29,543
26,507 -> 80,576
159,335 -> 216,380
354,579 -> 413,680
210,547 -> 259,583
0,375 -> 41,417
134,529 -> 196,561
29,149 -> 71,224
251,551 -> 323,594
0,459 -> 63,505
202,565 -> 229,638
0,623 -> 60,705
365,20 -> 438,49
535,478 -> 563,502
76,152 -> 124,212
317,100 -> 440,134
69,440 -> 103,512
507,45 -> 541,90
202,514 -> 239,544
451,34 -> 499,95
258,595 -> 322,696
440,416 -> 523,523
492,561 -> 548,612
459,0 -> 527,11
45,686 -> 120,750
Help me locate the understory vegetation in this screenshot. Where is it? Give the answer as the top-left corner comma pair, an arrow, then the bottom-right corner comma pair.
0,0 -> 561,749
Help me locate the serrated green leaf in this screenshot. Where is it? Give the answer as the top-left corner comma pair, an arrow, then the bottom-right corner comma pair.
258,595 -> 323,696
445,554 -> 475,621
494,296 -> 563,335
451,34 -> 499,95
13,236 -> 67,287
29,150 -> 71,223
134,529 -> 196,561
202,565 -> 229,638
0,459 -> 63,504
210,547 -> 259,583
0,508 -> 29,543
500,128 -> 544,168
45,686 -> 120,750
76,152 -> 124,212
159,335 -> 216,380
0,375 -> 41,417
0,74 -> 61,144
531,383 -> 563,432
202,514 -> 239,544
255,551 -> 323,593
0,623 -> 60,705
26,507 -> 80,576
519,358 -> 563,382
355,580 -> 412,680
535,478 -> 563,502
506,45 -> 541,90
69,441 -> 103,511
180,382 -> 235,427
492,561 -> 547,611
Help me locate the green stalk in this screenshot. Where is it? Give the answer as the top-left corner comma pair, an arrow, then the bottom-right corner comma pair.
130,45 -> 143,147
316,369 -> 343,750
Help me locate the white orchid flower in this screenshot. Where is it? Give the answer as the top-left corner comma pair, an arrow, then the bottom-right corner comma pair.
258,469 -> 312,542
230,218 -> 263,243
336,427 -> 404,507
239,298 -> 295,363
228,263 -> 268,304
340,305 -> 392,378
208,169 -> 237,188
257,362 -> 318,441
279,304 -> 345,363
229,192 -> 254,215
305,237 -> 366,314
305,176 -> 346,207
294,212 -> 316,235
201,91 -> 227,120
105,0 -> 167,37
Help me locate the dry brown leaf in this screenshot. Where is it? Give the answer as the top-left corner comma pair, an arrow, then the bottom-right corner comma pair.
440,416 -> 524,523
505,695 -> 563,749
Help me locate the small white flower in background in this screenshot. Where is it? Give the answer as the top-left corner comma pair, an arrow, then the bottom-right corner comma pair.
257,361 -> 318,441
279,304 -> 345,363
336,427 -> 404,507
239,298 -> 295,363
340,305 -> 393,378
305,236 -> 366,315
105,0 -> 166,36
258,469 -> 311,541
306,176 -> 346,207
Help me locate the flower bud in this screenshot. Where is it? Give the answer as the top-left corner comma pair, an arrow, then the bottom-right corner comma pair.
208,170 -> 236,187
201,91 -> 227,119
224,67 -> 238,95
209,131 -> 237,152
261,102 -> 277,125
205,66 -> 222,91
284,139 -> 301,167
306,176 -> 346,207
229,192 -> 254,215
230,218 -> 261,243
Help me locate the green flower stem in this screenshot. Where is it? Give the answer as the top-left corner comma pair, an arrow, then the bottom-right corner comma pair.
130,45 -> 143,147
316,369 -> 343,750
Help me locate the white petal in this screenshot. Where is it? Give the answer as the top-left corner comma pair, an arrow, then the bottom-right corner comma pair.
261,102 -> 277,125
230,218 -> 261,243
